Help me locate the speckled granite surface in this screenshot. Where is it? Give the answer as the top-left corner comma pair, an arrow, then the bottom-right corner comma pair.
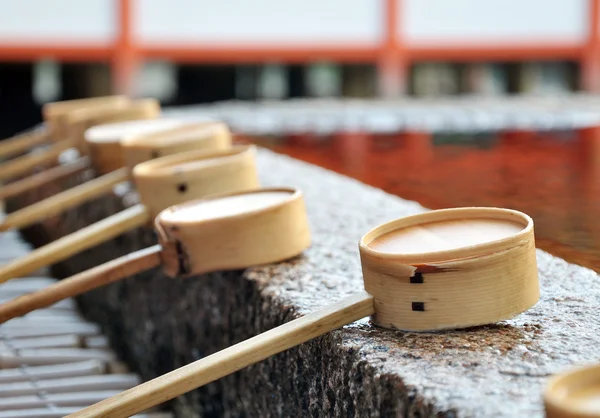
7,148 -> 600,418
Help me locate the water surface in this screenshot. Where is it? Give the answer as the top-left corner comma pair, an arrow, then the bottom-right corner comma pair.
242,129 -> 600,272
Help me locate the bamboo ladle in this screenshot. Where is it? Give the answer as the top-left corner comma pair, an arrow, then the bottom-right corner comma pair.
43,95 -> 131,143
0,98 -> 158,184
67,207 -> 540,418
0,115 -> 179,229
0,95 -> 129,162
0,98 -> 148,203
0,100 -> 184,204
0,118 -> 230,232
0,145 -> 259,284
544,363 -> 600,418
60,98 -> 167,175
0,187 -> 311,322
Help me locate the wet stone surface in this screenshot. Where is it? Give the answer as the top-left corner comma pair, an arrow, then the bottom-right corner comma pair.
7,148 -> 600,418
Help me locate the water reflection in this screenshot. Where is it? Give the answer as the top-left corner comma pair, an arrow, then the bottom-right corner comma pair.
243,128 -> 600,272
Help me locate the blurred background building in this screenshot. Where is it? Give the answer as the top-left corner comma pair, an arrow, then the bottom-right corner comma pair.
0,0 -> 595,138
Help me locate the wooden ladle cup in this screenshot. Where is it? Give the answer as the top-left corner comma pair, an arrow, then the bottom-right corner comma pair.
544,363 -> 600,418
66,207 -> 539,418
0,98 -> 155,184
0,187 -> 311,322
0,119 -> 231,232
0,95 -> 129,162
0,145 -> 259,284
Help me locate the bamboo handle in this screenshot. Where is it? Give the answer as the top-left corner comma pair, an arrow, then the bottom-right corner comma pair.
0,157 -> 90,201
0,138 -> 77,182
0,204 -> 151,284
0,131 -> 51,160
67,292 -> 375,418
0,245 -> 162,323
0,167 -> 129,232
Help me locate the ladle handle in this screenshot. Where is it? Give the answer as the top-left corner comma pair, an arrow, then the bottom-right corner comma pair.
0,167 -> 129,232
0,157 -> 90,201
67,292 -> 375,418
0,137 -> 77,182
0,131 -> 51,160
0,204 -> 150,284
0,245 -> 162,323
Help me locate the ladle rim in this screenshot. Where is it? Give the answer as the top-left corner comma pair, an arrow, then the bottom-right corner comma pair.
66,98 -> 159,126
359,207 -> 533,264
543,363 -> 600,418
83,117 -> 181,144
155,186 -> 302,228
132,145 -> 255,178
120,120 -> 224,148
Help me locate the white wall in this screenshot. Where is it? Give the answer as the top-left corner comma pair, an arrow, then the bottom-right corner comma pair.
135,0 -> 384,45
0,0 -> 115,43
402,0 -> 588,44
0,0 -> 591,48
